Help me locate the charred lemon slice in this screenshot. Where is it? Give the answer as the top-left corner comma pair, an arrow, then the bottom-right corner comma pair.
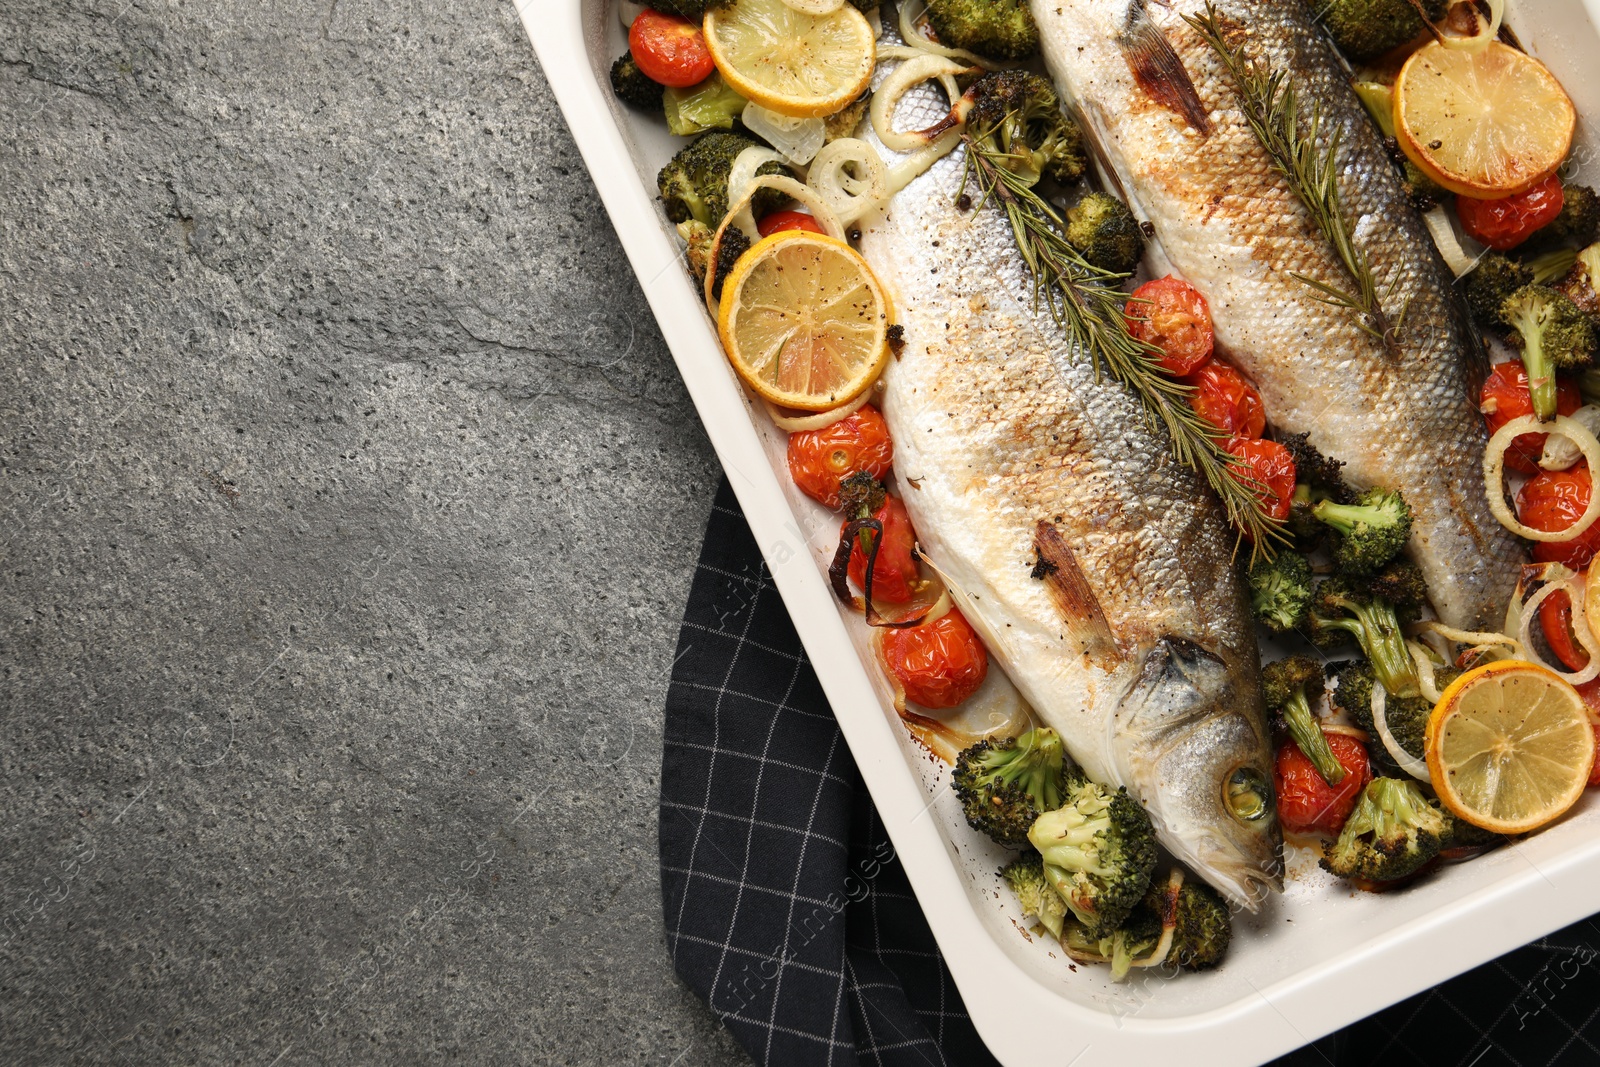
704,0 -> 875,119
1426,660 -> 1594,834
717,230 -> 891,411
1394,41 -> 1575,199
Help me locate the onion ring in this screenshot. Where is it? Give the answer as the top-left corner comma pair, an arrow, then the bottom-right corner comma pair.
808,137 -> 891,226
1439,0 -> 1504,51
1407,640 -> 1444,703
1484,414 -> 1600,541
1515,568 -> 1600,685
762,390 -> 871,432
870,54 -> 971,151
1372,683 -> 1433,784
1423,205 -> 1483,277
728,146 -> 789,213
896,0 -> 1003,70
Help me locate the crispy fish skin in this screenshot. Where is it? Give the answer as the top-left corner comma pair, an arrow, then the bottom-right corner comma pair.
1031,0 -> 1523,631
859,81 -> 1282,909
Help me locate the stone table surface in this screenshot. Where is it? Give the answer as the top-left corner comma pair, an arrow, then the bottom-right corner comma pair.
1,1 -> 750,1063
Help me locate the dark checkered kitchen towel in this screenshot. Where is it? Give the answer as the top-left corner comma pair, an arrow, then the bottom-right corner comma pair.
660,477 -> 1600,1067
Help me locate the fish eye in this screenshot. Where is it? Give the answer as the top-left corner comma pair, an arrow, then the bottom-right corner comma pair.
1224,767 -> 1272,824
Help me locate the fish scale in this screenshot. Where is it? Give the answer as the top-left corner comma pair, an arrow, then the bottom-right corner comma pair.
1033,0 -> 1525,631
859,58 -> 1282,908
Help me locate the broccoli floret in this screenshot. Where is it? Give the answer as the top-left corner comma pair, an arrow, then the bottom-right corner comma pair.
647,0 -> 722,19
1060,908 -> 1164,980
1500,284 -> 1598,420
657,131 -> 785,228
1320,777 -> 1446,883
1065,875 -> 1232,976
1064,193 -> 1144,275
677,220 -> 715,283
1280,432 -> 1349,498
1309,576 -> 1421,698
1248,551 -> 1314,634
925,0 -> 1039,60
952,727 -> 1069,848
1439,809 -> 1505,857
1525,247 -> 1579,286
1318,0 -> 1447,60
1366,556 -> 1427,607
610,50 -> 664,109
964,71 -> 1087,186
1312,486 -> 1412,575
709,226 -> 751,301
1028,776 -> 1157,937
1001,854 -> 1069,939
664,73 -> 748,137
1285,485 -> 1330,550
1557,243 -> 1600,326
1263,656 -> 1345,786
1528,185 -> 1600,250
1163,879 -> 1232,970
1464,253 -> 1535,333
1330,657 -> 1447,772
823,95 -> 869,143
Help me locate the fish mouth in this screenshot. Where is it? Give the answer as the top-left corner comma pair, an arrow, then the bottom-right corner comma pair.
1114,637 -> 1284,911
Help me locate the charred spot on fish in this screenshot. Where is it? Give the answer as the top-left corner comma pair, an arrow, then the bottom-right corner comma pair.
887,324 -> 906,359
1224,766 -> 1272,824
1028,546 -> 1059,580
1118,0 -> 1212,136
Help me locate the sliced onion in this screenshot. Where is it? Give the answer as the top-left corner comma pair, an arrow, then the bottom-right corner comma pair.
1542,405 -> 1600,471
871,54 -> 970,151
808,137 -> 891,225
1322,723 -> 1372,741
887,128 -> 962,192
1484,414 -> 1600,541
762,390 -> 871,431
728,145 -> 789,213
617,0 -> 646,28
1128,870 -> 1183,974
1407,640 -> 1444,703
896,0 -> 1003,70
1371,683 -> 1433,784
1515,568 -> 1600,685
1439,0 -> 1505,52
705,174 -> 847,315
1425,206 -> 1483,277
779,0 -> 843,13
742,103 -> 826,165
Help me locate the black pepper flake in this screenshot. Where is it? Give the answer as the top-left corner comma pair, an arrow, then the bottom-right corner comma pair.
1139,220 -> 1156,239
955,193 -> 973,212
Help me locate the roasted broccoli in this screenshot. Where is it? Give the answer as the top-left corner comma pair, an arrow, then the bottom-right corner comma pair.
1163,878 -> 1232,970
1060,908 -> 1164,980
1065,193 -> 1144,275
1526,247 -> 1579,286
610,50 -> 664,109
1309,575 -> 1421,698
964,71 -> 1087,186
1264,656 -> 1345,786
1328,655 -> 1449,772
1439,809 -> 1505,857
1500,284 -> 1599,420
1464,252 -> 1535,333
678,220 -> 715,283
1001,854 -> 1069,939
925,0 -> 1039,60
1557,243 -> 1600,326
1280,432 -> 1349,498
1366,556 -> 1427,606
710,226 -> 751,300
1318,0 -> 1447,60
657,131 -> 785,228
1320,777 -> 1446,883
1061,875 -> 1231,976
646,0 -> 722,20
952,727 -> 1069,848
1312,486 -> 1413,575
1528,184 -> 1600,250
1248,551 -> 1314,634
664,73 -> 748,137
1028,775 -> 1158,937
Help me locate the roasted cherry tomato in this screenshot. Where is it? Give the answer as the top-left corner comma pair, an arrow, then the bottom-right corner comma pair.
758,209 -> 827,237
1186,360 -> 1266,439
846,494 -> 919,603
1540,587 -> 1590,672
788,404 -> 894,509
628,9 -> 716,87
880,608 -> 989,709
1518,463 -> 1600,569
1125,276 -> 1214,376
1275,732 -> 1372,837
1225,437 -> 1296,522
1458,175 -> 1566,251
1481,360 -> 1581,475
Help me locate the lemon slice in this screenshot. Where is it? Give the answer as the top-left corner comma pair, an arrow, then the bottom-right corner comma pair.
704,0 -> 875,119
717,230 -> 891,411
1426,660 -> 1595,834
1394,40 -> 1575,199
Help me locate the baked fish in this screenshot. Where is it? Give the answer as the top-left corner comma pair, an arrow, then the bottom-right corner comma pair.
1031,0 -> 1524,630
859,74 -> 1283,909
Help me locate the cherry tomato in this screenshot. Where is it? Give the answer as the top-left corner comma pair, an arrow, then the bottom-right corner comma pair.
1518,463 -> 1600,569
1457,175 -> 1566,251
628,9 -> 716,87
1274,732 -> 1372,837
1540,587 -> 1590,672
787,404 -> 894,509
1225,438 -> 1296,522
1576,680 -> 1600,787
1125,276 -> 1214,376
880,608 -> 989,709
1186,361 -> 1266,439
845,495 -> 919,603
1481,361 -> 1581,475
758,209 -> 827,237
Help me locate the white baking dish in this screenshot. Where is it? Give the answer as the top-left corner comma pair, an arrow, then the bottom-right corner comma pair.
514,2 -> 1600,1062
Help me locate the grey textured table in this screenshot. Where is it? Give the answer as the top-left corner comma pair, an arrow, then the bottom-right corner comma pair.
1,1 -> 749,1063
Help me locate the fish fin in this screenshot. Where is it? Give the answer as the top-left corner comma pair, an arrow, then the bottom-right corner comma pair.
1032,521 -> 1120,661
1118,0 -> 1213,136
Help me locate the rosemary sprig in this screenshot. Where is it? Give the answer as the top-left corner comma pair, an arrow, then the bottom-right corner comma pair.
1184,3 -> 1391,345
958,131 -> 1290,555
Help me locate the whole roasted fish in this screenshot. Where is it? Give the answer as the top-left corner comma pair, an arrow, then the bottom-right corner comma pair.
859,77 -> 1282,909
1032,0 -> 1524,630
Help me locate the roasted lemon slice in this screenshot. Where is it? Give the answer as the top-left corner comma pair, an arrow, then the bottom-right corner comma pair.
703,0 -> 875,119
717,230 -> 891,411
1394,41 -> 1575,199
1426,660 -> 1595,834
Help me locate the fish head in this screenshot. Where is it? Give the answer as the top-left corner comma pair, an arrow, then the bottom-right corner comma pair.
1113,636 -> 1283,911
